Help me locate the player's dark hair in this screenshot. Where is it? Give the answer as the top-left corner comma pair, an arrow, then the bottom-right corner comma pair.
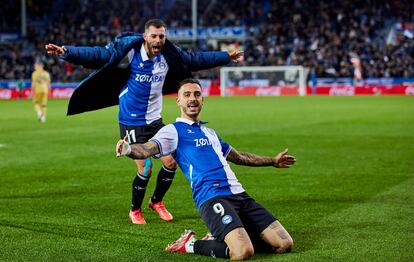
178,78 -> 202,90
145,19 -> 167,31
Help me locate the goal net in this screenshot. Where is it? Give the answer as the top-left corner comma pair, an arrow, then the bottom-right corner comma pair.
220,66 -> 307,96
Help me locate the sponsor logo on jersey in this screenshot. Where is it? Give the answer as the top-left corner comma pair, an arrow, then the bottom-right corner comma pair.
194,138 -> 212,147
134,74 -> 164,83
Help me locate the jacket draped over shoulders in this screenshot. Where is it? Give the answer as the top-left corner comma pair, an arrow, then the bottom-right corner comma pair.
60,32 -> 230,115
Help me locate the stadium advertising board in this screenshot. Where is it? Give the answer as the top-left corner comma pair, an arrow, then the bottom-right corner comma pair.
1,78 -> 413,99
0,81 -> 75,99
223,78 -> 414,96
224,86 -> 300,96
307,78 -> 414,96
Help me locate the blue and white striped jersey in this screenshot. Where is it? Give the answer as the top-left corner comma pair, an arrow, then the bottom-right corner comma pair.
118,44 -> 169,126
150,117 -> 245,209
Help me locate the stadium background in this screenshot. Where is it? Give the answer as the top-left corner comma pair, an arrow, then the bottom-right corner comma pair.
1,0 -> 413,261
1,0 -> 414,97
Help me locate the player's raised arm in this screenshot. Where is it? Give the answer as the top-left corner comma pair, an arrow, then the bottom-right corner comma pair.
116,136 -> 160,159
227,50 -> 244,63
45,43 -> 67,55
226,148 -> 296,168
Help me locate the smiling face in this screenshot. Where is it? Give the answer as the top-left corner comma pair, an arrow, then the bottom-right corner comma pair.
143,25 -> 166,59
176,82 -> 204,122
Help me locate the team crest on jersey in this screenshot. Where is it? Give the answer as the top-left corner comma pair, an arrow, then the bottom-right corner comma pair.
139,62 -> 144,68
158,62 -> 166,70
222,215 -> 233,225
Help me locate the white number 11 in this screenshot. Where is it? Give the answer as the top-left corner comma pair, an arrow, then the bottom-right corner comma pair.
126,129 -> 136,143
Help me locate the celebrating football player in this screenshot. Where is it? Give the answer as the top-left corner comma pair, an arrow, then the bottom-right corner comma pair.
116,78 -> 295,260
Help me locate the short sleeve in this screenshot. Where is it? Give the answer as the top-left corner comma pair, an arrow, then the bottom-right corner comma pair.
218,135 -> 232,158
149,124 -> 178,158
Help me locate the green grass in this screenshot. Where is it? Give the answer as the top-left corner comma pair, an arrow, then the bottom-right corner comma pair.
0,96 -> 413,261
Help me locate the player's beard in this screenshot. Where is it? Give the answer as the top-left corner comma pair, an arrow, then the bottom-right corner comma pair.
146,41 -> 164,58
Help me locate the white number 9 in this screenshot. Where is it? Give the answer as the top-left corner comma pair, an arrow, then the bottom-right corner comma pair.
213,203 -> 225,217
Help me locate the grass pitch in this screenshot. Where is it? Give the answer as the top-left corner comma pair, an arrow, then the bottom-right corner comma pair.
0,96 -> 413,261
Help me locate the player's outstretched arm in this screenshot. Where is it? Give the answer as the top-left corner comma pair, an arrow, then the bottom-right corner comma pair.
227,148 -> 296,168
177,47 -> 243,72
45,42 -> 112,69
116,136 -> 160,159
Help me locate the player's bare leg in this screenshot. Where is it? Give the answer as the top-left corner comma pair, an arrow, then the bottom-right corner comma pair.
34,102 -> 42,120
260,220 -> 293,253
40,104 -> 47,123
224,227 -> 255,260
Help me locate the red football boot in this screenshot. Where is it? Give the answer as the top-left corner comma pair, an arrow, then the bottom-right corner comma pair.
165,230 -> 195,253
148,201 -> 173,222
129,209 -> 147,224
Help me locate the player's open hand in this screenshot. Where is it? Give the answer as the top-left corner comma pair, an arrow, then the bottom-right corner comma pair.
274,148 -> 296,168
45,43 -> 67,55
227,50 -> 244,63
116,136 -> 131,157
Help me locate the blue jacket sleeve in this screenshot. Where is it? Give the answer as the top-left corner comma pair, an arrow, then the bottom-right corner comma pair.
176,46 -> 231,71
59,45 -> 113,69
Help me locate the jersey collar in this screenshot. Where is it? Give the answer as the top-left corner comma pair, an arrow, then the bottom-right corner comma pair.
140,44 -> 149,61
176,117 -> 208,126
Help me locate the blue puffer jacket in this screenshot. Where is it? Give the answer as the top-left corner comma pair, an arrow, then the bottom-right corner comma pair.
60,32 -> 231,115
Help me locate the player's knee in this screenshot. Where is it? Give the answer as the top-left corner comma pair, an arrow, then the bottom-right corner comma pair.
137,167 -> 152,177
144,159 -> 153,176
275,238 -> 293,253
137,159 -> 153,177
163,159 -> 177,170
229,244 -> 254,260
144,167 -> 152,177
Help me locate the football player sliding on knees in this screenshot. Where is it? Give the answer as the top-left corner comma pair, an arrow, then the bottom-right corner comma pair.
116,78 -> 296,260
